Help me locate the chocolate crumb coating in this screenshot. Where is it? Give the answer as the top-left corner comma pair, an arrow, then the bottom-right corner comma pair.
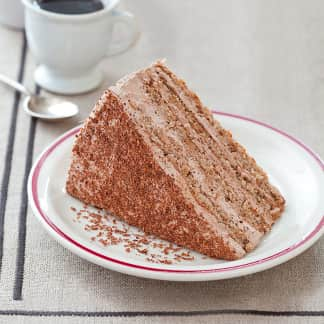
66,61 -> 285,260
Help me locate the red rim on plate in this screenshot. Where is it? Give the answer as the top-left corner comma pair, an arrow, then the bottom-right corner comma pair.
30,112 -> 324,274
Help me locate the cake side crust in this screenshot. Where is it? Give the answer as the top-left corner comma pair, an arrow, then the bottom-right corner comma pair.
66,90 -> 244,260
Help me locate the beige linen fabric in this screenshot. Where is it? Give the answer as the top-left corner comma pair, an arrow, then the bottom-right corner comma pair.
0,0 -> 323,323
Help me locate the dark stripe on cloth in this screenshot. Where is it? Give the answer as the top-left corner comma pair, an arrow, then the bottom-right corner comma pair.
0,33 -> 27,275
0,309 -> 323,317
13,85 -> 40,300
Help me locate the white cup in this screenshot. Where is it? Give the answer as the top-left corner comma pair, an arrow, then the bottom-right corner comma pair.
0,0 -> 24,29
22,0 -> 139,94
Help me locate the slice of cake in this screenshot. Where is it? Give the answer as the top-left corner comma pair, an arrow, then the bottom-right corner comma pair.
66,61 -> 285,260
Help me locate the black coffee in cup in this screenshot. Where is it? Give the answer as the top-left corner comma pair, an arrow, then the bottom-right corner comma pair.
34,0 -> 104,14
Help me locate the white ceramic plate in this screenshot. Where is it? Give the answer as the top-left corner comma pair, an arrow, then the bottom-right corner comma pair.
28,112 -> 324,281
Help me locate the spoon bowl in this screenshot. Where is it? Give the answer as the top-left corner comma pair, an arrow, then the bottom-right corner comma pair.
0,73 -> 79,121
24,96 -> 79,120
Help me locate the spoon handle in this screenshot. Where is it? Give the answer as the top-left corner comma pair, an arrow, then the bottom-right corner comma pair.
0,74 -> 31,96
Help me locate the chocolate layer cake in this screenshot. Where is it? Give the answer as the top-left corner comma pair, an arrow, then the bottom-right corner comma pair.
66,61 -> 285,260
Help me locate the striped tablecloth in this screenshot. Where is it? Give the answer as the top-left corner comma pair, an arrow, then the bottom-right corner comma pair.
0,1 -> 323,323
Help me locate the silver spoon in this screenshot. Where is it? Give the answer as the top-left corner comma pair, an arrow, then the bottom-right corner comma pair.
0,74 -> 79,121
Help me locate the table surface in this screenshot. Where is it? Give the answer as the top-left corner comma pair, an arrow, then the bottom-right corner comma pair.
0,1 -> 323,323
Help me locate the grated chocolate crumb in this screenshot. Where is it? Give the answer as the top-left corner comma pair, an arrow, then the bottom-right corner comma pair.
70,205 -> 196,265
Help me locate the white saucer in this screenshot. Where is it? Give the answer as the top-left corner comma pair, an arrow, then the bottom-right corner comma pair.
27,112 -> 324,281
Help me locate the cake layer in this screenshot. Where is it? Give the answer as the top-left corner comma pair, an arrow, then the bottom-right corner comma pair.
66,61 -> 285,260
